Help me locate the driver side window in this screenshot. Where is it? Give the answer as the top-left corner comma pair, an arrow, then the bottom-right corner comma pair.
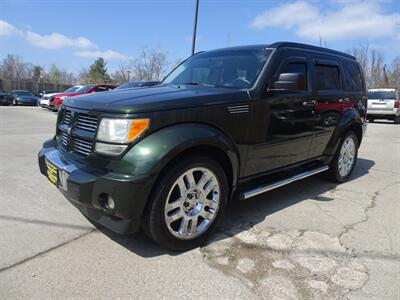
278,62 -> 308,91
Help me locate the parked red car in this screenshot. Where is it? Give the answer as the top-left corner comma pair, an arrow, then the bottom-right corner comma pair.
50,84 -> 116,110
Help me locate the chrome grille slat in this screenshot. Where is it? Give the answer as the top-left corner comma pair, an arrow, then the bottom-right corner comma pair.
76,113 -> 98,132
57,109 -> 98,157
62,110 -> 72,125
60,131 -> 68,146
74,138 -> 93,156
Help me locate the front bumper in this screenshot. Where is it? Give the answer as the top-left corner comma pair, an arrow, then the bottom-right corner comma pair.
40,99 -> 50,107
38,140 -> 155,234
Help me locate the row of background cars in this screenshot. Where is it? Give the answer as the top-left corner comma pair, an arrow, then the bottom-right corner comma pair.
0,80 -> 160,110
40,80 -> 160,111
0,84 -> 398,124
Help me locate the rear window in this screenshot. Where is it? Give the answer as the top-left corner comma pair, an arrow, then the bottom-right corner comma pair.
343,62 -> 364,92
315,64 -> 340,91
368,91 -> 395,99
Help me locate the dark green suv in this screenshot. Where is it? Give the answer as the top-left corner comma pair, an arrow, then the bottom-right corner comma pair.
38,42 -> 367,250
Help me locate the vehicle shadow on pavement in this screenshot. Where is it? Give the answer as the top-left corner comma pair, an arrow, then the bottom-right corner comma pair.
93,158 -> 375,257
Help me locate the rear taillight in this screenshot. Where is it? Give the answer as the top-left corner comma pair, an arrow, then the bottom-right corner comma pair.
394,100 -> 399,109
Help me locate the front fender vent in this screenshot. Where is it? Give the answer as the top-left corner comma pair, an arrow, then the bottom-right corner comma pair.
227,104 -> 250,114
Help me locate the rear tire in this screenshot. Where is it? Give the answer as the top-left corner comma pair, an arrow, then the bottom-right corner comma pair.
143,155 -> 228,250
327,131 -> 359,183
367,117 -> 374,123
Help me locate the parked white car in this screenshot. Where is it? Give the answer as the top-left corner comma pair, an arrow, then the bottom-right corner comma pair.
39,86 -> 83,108
367,88 -> 400,124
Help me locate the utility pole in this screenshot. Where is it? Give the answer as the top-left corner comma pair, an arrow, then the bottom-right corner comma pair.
191,0 -> 200,56
127,70 -> 131,82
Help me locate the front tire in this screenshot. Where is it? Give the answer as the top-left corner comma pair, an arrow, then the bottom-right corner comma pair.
394,116 -> 400,124
12,98 -> 18,106
143,155 -> 228,250
327,131 -> 359,183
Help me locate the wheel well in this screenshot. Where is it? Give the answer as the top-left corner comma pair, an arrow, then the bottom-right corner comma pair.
161,145 -> 235,188
348,122 -> 363,146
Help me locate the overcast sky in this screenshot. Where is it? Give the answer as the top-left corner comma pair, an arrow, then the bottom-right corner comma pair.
1,0 -> 399,73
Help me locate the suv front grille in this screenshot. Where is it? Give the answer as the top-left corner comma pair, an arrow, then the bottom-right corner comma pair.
57,108 -> 98,157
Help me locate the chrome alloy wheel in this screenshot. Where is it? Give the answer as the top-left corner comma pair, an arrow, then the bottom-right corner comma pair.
338,137 -> 356,177
164,167 -> 220,240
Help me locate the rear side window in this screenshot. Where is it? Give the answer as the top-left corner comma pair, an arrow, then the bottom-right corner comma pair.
279,62 -> 308,91
343,62 -> 364,92
315,64 -> 340,91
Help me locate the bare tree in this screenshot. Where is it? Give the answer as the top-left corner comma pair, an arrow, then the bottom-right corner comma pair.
0,54 -> 32,81
346,45 -> 391,89
111,63 -> 131,83
132,47 -> 169,81
388,55 -> 400,89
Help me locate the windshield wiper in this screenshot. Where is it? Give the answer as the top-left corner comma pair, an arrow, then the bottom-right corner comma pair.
182,82 -> 215,87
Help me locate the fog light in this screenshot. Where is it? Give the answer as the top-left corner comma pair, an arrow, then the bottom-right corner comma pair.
107,196 -> 115,210
98,193 -> 115,211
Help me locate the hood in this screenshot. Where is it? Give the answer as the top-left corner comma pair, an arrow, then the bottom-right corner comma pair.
42,92 -> 61,99
64,85 -> 250,113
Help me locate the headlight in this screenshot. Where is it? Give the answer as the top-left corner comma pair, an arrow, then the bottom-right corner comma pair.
59,96 -> 68,100
16,97 -> 22,100
95,118 -> 150,155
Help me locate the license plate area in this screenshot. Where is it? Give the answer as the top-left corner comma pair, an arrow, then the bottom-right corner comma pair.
46,159 -> 59,186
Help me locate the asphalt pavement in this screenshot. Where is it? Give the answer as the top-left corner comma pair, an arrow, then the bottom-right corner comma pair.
0,107 -> 399,299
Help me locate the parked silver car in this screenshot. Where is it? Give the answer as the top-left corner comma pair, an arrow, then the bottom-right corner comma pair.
367,88 -> 400,124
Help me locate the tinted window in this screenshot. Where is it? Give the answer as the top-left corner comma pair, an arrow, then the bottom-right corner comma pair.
14,91 -> 32,96
279,62 -> 308,91
76,85 -> 93,93
64,86 -> 80,93
343,62 -> 363,92
94,86 -> 108,92
163,49 -> 272,89
368,91 -> 395,99
316,64 -> 340,91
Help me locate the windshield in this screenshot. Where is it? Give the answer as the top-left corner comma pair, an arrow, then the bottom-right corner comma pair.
64,86 -> 80,93
368,91 -> 395,99
75,85 -> 93,94
163,48 -> 272,89
15,91 -> 32,96
115,82 -> 141,90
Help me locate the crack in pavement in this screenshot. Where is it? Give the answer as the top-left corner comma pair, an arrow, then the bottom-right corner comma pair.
338,181 -> 400,246
0,229 -> 97,273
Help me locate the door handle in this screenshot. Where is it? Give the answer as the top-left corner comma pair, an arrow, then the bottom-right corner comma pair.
338,98 -> 350,103
302,100 -> 316,106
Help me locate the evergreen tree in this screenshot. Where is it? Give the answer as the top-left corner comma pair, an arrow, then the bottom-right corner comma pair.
86,57 -> 111,83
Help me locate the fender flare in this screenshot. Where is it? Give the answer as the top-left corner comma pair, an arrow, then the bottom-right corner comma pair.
323,108 -> 364,158
120,123 -> 240,186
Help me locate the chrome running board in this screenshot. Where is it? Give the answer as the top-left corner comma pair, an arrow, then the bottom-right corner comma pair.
242,165 -> 329,200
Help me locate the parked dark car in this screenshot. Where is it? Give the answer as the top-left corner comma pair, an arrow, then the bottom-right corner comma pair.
38,42 -> 367,250
0,90 -> 6,104
115,81 -> 161,90
3,90 -> 39,106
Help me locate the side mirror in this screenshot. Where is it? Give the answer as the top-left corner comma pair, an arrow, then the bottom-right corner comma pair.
268,73 -> 306,92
